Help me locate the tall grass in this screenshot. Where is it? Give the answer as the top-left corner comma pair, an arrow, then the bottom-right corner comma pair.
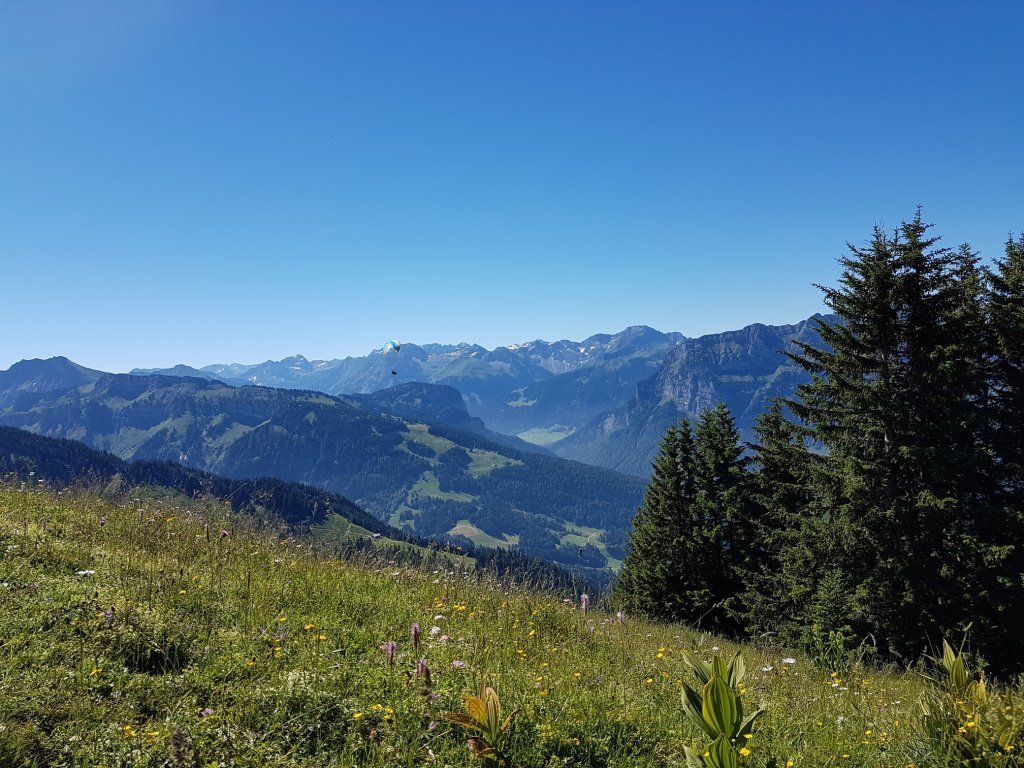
0,481 -> 1015,766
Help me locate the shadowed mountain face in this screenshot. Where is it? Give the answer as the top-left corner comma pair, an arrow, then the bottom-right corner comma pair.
0,362 -> 644,575
550,316 -> 833,476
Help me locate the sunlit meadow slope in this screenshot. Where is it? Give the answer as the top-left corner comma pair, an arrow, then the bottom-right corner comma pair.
0,483 -> 960,767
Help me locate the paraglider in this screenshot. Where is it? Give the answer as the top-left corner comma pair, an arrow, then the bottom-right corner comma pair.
383,339 -> 401,375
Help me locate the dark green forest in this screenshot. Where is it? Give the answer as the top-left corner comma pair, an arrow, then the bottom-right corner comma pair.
616,213 -> 1024,673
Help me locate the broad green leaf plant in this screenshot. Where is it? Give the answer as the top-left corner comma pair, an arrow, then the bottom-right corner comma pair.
680,650 -> 767,768
446,681 -> 518,765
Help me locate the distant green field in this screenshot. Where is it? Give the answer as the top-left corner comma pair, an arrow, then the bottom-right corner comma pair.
559,522 -> 623,570
466,448 -> 520,476
309,513 -> 377,542
410,470 -> 477,503
515,424 -> 576,446
447,519 -> 514,549
505,388 -> 537,408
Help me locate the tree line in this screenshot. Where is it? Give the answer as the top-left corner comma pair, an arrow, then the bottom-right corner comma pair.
616,212 -> 1024,672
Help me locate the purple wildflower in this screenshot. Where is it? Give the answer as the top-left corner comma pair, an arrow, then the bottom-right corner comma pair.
220,529 -> 231,538
429,625 -> 442,637
451,660 -> 466,670
380,640 -> 397,665
200,707 -> 214,718
411,622 -> 421,649
580,593 -> 590,613
417,656 -> 432,686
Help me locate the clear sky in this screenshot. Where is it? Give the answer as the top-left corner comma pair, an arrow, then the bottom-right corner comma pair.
2,1 -> 1021,373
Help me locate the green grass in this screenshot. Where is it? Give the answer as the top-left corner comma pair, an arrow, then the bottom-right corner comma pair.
0,482 -> 1004,767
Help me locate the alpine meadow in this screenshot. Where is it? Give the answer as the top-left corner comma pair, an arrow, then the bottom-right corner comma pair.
4,3 -> 1024,766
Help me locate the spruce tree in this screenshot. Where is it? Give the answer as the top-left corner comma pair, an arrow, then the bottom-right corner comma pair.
787,212 -> 1014,663
616,405 -> 754,632
690,403 -> 753,632
740,400 -> 817,641
615,422 -> 696,618
989,234 -> 1024,512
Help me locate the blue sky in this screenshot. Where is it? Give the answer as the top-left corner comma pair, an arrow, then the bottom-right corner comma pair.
2,1 -> 1021,373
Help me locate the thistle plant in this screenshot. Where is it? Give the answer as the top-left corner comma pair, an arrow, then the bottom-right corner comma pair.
680,650 -> 766,768
918,639 -> 1022,767
445,681 -> 518,765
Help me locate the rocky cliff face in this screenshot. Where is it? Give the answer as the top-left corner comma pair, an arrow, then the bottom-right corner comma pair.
550,316 -> 833,476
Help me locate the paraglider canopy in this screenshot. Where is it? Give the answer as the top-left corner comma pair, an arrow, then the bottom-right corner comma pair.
383,339 -> 401,375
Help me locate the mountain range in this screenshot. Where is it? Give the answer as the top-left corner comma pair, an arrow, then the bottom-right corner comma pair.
132,316 -> 831,475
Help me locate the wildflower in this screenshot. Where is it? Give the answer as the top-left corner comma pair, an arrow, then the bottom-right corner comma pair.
417,656 -> 432,686
98,516 -> 107,527
580,593 -> 590,613
122,725 -> 136,738
75,569 -> 96,577
304,623 -> 316,630
739,747 -> 752,757
451,660 -> 466,669
313,633 -> 327,641
644,678 -> 654,684
411,622 -> 421,649
439,634 -> 451,643
220,529 -> 230,538
429,625 -> 442,637
782,657 -> 796,665
352,711 -> 364,720
200,708 -> 214,718
381,640 -> 397,665
616,610 -> 626,624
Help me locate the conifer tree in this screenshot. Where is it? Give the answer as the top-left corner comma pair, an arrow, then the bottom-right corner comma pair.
989,234 -> 1024,512
787,211 -> 1013,662
690,403 -> 753,632
740,400 -> 817,640
615,422 -> 696,618
617,405 -> 754,631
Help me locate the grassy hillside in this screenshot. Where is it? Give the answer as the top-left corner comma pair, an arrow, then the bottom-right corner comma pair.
0,483 -> 1015,767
